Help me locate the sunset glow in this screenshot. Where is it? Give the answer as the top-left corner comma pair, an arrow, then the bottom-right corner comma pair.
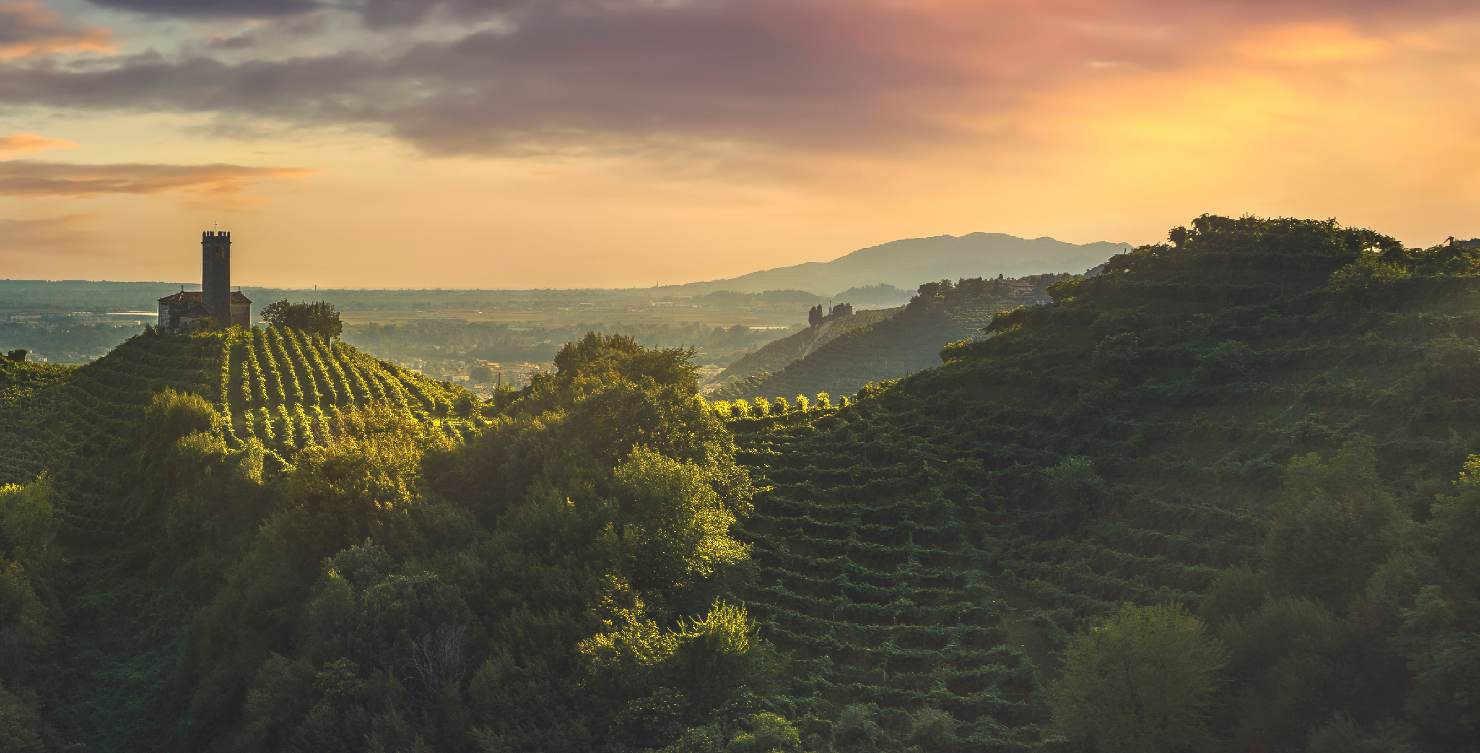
3,0 -> 1477,287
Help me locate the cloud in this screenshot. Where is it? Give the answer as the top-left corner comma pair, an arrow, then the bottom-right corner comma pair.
0,213 -> 100,258
0,132 -> 77,157
0,160 -> 312,197
8,0 -> 1477,162
0,0 -> 114,59
84,0 -> 526,25
83,0 -> 315,18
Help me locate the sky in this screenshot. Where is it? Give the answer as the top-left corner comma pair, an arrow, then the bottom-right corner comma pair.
1,0 -> 1477,288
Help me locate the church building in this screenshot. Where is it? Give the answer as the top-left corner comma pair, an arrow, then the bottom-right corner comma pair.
158,230 -> 252,332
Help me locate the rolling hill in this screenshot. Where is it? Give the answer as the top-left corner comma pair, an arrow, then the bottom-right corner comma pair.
0,329 -> 485,750
720,216 -> 1480,751
667,233 -> 1128,296
707,307 -> 898,392
6,218 -> 1480,753
714,276 -> 1065,400
0,328 -> 481,487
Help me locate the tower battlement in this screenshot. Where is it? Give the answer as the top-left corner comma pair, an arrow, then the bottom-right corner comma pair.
160,229 -> 250,332
202,229 -> 232,325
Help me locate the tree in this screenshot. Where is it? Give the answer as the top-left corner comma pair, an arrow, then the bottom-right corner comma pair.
611,447 -> 749,590
1263,441 -> 1402,609
468,363 -> 496,383
1049,603 -> 1227,753
261,300 -> 344,340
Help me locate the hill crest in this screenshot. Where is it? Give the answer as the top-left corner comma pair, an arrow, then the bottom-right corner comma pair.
667,232 -> 1128,296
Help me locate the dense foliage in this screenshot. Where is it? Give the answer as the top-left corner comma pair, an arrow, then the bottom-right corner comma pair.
261,300 -> 345,341
725,217 -> 1480,751
8,217 -> 1480,752
1,330 -> 798,752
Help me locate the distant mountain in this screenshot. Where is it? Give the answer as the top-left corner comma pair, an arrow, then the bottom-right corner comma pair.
669,233 -> 1129,296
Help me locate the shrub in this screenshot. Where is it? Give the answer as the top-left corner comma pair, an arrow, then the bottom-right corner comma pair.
1196,340 -> 1257,384
907,706 -> 956,749
1092,332 -> 1141,378
1049,604 -> 1227,753
833,704 -> 883,751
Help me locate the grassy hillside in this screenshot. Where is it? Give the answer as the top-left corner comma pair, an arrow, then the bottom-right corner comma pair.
726,218 -> 1480,751
709,308 -> 898,392
719,276 -> 1064,401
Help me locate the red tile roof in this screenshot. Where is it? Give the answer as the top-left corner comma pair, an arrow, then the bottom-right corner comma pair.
157,290 -> 252,304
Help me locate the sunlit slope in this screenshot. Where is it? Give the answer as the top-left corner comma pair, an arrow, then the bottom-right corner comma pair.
217,326 -> 482,453
0,328 -> 480,487
0,358 -> 75,485
729,218 -> 1480,749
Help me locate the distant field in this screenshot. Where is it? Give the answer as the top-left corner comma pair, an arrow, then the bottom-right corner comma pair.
0,279 -> 824,387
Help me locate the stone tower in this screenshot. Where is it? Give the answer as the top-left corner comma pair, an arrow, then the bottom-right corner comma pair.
202,230 -> 231,325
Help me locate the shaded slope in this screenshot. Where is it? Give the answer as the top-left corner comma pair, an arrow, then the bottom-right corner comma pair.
669,233 -> 1127,296
0,329 -> 481,753
728,217 -> 1480,749
709,307 -> 898,392
721,277 -> 1060,400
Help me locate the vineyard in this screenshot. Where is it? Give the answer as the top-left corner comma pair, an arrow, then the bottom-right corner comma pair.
0,327 -> 488,750
0,328 -> 483,488
217,326 -> 484,456
725,220 -> 1480,751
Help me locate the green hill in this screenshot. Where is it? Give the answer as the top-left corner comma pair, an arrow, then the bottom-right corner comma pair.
0,328 -> 480,487
0,330 -> 775,753
709,307 -> 898,392
724,217 -> 1480,751
0,329 -> 489,751
718,276 -> 1065,401
6,218 -> 1480,753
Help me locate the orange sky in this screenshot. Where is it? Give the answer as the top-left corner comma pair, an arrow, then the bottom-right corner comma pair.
1,0 -> 1477,288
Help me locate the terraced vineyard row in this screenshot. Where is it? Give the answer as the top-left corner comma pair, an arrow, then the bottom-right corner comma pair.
0,329 -> 486,487
724,278 -> 1365,749
218,327 -> 486,455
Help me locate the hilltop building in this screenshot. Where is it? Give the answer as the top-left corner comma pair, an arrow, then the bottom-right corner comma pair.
158,230 -> 251,332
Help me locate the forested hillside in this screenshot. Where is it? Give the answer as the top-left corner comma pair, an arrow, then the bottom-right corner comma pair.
0,331 -> 782,753
709,308 -> 897,393
717,276 -> 1065,401
724,217 -> 1480,752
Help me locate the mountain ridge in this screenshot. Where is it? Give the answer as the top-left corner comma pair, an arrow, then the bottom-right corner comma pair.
666,232 -> 1129,296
